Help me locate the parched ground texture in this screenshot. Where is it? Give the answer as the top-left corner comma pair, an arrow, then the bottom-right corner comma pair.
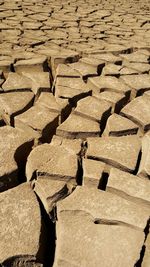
0,0 -> 150,266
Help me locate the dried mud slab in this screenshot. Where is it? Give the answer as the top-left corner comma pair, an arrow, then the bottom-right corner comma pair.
94,91 -> 128,113
107,168 -> 150,207
54,210 -> 144,267
83,158 -> 105,188
34,177 -> 75,215
2,72 -> 32,92
121,96 -> 150,132
22,71 -> 51,98
35,92 -> 70,124
86,135 -> 141,173
55,77 -> 92,104
103,113 -> 139,136
0,126 -> 34,192
87,76 -> 130,97
0,0 -> 150,266
57,187 -> 150,230
14,56 -> 48,73
0,91 -> 34,126
73,96 -> 111,124
0,183 -> 46,267
15,105 -> 59,143
120,74 -> 150,98
56,113 -> 100,139
26,143 -> 78,182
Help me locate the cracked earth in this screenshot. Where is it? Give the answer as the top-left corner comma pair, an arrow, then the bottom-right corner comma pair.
0,0 -> 150,266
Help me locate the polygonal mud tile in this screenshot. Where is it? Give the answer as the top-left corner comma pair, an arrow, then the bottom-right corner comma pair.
107,168 -> 150,207
26,143 -> 78,182
119,66 -> 140,75
54,210 -> 144,267
104,43 -> 131,55
15,105 -> 59,143
55,77 -> 92,104
68,61 -> 98,78
0,59 -> 13,77
121,96 -> 150,132
86,135 -> 141,173
87,75 -> 131,97
91,53 -> 122,64
14,56 -> 48,73
103,113 -> 139,136
120,74 -> 150,97
73,96 -> 111,124
0,183 -> 46,266
22,71 -> 51,97
57,186 -> 150,229
37,48 -> 79,76
119,51 -> 150,63
123,62 -> 150,74
51,135 -> 82,155
79,57 -> 105,74
55,64 -> 80,78
102,63 -> 122,76
0,91 -> 34,126
56,113 -> 100,139
34,176 -> 76,215
94,91 -> 128,113
35,92 -> 71,124
2,72 -> 32,92
83,158 -> 105,188
0,126 -> 34,192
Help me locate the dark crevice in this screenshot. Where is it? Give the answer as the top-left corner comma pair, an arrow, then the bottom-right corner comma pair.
14,140 -> 34,184
133,150 -> 142,175
87,155 -> 135,174
2,255 -> 43,267
134,245 -> 146,267
76,141 -> 88,186
10,63 -> 15,72
0,171 -> 19,193
31,41 -> 45,48
119,112 -> 142,133
97,62 -> 105,75
141,20 -> 150,27
98,172 -> 109,191
144,218 -> 150,241
10,96 -> 35,127
134,218 -> 150,267
136,88 -> 150,97
100,107 -> 112,135
79,140 -> 88,158
0,118 -> 6,127
40,116 -> 59,143
68,90 -> 92,107
76,157 -> 83,186
35,193 -> 56,267
114,60 -> 122,65
105,73 -> 120,78
94,218 -> 140,230
82,73 -> 99,83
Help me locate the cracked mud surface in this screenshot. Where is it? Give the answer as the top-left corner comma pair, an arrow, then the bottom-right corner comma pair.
0,0 -> 150,266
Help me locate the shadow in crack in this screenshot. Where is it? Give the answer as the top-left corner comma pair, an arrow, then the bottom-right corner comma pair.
35,193 -> 56,267
133,150 -> 142,175
14,140 -> 34,184
98,172 -> 109,191
134,218 -> 150,267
